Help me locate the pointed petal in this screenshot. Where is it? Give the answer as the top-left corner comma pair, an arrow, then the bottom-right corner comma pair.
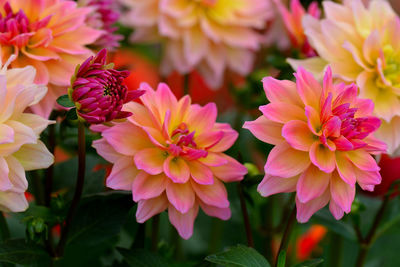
243,116 -> 284,145
309,142 -> 336,172
257,174 -> 298,197
134,148 -> 166,175
132,172 -> 167,202
136,194 -> 168,223
282,120 -> 316,151
163,156 -> 190,183
297,165 -> 331,203
191,179 -> 229,208
166,181 -> 195,213
168,204 -> 199,240
330,172 -> 355,213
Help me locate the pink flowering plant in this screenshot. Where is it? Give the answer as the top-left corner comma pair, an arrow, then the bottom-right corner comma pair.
2,0 -> 400,266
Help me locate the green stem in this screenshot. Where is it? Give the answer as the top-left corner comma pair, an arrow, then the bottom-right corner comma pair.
132,222 -> 146,249
30,170 -> 45,205
183,74 -> 190,96
55,121 -> 86,257
151,215 -> 160,252
275,206 -> 296,267
45,112 -> 57,207
237,183 -> 254,247
0,212 -> 10,240
355,195 -> 389,267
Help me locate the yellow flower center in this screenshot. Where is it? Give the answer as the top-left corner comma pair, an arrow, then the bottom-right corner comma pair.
379,45 -> 400,88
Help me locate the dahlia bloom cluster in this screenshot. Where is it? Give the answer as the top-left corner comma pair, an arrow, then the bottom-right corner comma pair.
244,67 -> 386,222
274,0 -> 320,57
69,49 -> 144,124
289,0 -> 400,155
79,0 -> 123,50
0,0 -> 102,118
120,0 -> 274,88
93,83 -> 247,239
0,57 -> 53,212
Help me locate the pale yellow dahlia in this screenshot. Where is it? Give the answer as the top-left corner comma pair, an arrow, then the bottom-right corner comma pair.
0,0 -> 102,118
0,56 -> 53,212
288,0 -> 400,154
120,0 -> 273,88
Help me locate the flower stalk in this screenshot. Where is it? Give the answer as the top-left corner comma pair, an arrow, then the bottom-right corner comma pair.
55,121 -> 86,257
275,206 -> 296,267
355,195 -> 390,267
237,182 -> 254,248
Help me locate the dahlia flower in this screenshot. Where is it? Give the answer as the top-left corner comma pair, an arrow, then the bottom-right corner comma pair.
0,56 -> 54,212
243,67 -> 386,222
274,0 -> 320,57
120,0 -> 273,88
0,0 -> 102,118
69,49 -> 144,124
93,83 -> 247,239
288,0 -> 400,155
79,0 -> 123,50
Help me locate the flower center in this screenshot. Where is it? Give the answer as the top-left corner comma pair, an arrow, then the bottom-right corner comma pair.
319,91 -> 380,151
377,45 -> 400,88
166,123 -> 207,160
0,2 -> 51,48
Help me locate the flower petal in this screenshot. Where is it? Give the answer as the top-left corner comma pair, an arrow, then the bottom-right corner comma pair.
296,188 -> 330,223
187,160 -> 213,185
257,174 -> 298,197
164,156 -> 190,183
335,152 -> 356,185
297,165 -> 331,203
132,172 -> 167,202
106,157 -> 138,191
210,154 -> 247,182
199,200 -> 231,220
259,102 -> 305,123
309,142 -> 336,173
330,171 -> 355,213
345,150 -> 379,172
166,181 -> 195,213
168,204 -> 199,240
265,143 -> 310,178
191,179 -> 229,208
136,194 -> 168,223
243,116 -> 284,145
282,120 -> 316,151
12,141 -> 54,171
134,148 -> 166,175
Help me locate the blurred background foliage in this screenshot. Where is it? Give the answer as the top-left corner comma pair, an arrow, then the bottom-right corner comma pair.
2,0 -> 400,266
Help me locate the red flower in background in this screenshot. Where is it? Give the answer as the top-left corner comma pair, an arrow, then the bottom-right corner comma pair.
112,49 -> 238,112
112,49 -> 160,91
296,225 -> 327,261
365,154 -> 400,197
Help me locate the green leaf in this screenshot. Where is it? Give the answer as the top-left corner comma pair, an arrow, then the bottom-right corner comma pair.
277,250 -> 286,267
118,248 -> 169,267
57,193 -> 132,266
65,108 -> 78,121
0,239 -> 50,266
57,95 -> 75,108
313,211 -> 357,241
205,244 -> 270,267
291,259 -> 324,267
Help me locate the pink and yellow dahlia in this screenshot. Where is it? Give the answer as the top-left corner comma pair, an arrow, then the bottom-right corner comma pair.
120,0 -> 273,88
92,83 -> 247,239
0,0 -> 102,118
243,67 -> 386,222
0,56 -> 54,212
274,0 -> 320,57
288,0 -> 400,155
